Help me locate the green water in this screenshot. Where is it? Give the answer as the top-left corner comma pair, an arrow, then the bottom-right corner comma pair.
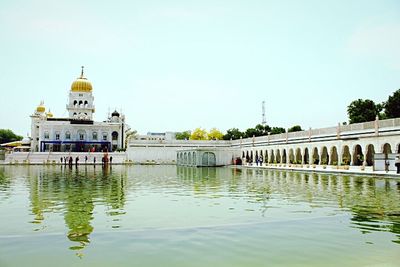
0,165 -> 399,267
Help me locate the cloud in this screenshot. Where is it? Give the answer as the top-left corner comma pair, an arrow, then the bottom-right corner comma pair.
347,23 -> 400,69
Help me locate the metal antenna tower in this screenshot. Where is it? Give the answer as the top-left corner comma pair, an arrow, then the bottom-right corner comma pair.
262,100 -> 266,126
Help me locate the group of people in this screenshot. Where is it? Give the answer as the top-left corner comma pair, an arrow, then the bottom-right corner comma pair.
60,155 -> 113,167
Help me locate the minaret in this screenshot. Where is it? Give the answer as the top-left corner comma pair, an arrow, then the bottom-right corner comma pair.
66,66 -> 95,120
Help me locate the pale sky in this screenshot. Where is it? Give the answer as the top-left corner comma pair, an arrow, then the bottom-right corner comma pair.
1,0 -> 399,136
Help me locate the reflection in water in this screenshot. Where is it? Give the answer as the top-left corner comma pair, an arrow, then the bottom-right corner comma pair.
23,165 -> 127,257
0,165 -> 399,262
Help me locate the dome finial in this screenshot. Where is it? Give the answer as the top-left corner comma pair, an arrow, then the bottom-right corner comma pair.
80,66 -> 84,78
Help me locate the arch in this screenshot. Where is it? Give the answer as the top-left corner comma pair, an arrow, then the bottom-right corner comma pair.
65,131 -> 71,140
320,146 -> 329,165
202,152 -> 216,166
250,151 -> 254,163
330,146 -> 338,165
264,150 -> 268,164
79,100 -> 83,107
242,151 -> 245,159
382,143 -> 392,158
84,100 -> 88,107
295,148 -> 302,164
193,152 -> 196,165
365,144 -> 375,166
312,147 -> 320,164
245,151 -> 250,163
282,149 -> 287,164
188,153 -> 192,166
184,152 -> 188,165
276,149 -> 281,163
289,148 -> 294,164
255,150 -> 259,162
270,150 -> 275,163
73,100 -> 78,107
303,148 -> 309,164
353,144 -> 363,166
342,145 -> 351,165
112,131 -> 118,141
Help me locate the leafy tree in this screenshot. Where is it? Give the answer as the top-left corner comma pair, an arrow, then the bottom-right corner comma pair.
384,89 -> 400,119
0,129 -> 23,144
244,128 -> 258,138
347,99 -> 380,124
270,127 -> 286,135
223,128 -> 243,140
288,125 -> 303,133
254,124 -> 271,136
207,128 -> 224,140
190,128 -> 208,140
175,130 -> 191,140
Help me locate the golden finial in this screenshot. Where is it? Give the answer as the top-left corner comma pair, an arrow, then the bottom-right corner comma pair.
80,66 -> 84,78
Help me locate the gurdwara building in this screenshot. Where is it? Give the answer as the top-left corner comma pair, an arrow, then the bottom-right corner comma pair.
30,68 -> 126,152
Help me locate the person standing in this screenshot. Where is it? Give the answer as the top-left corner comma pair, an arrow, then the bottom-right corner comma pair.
395,156 -> 400,174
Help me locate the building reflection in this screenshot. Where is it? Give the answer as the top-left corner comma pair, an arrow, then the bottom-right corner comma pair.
23,165 -> 127,257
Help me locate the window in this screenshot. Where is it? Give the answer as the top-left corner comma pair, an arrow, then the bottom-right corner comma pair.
65,132 -> 71,140
44,132 -> 49,139
80,133 -> 84,140
92,132 -> 98,140
103,133 -> 108,141
55,133 -> 60,140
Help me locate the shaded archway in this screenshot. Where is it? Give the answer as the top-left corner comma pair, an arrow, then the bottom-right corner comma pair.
264,150 -> 268,164
270,150 -> 275,163
312,147 -> 319,164
342,146 -> 351,165
330,146 -> 338,165
282,149 -> 287,164
383,143 -> 392,159
289,149 -> 294,164
365,144 -> 375,166
303,148 -> 309,164
250,151 -> 254,163
276,150 -> 281,163
295,148 -> 302,164
353,145 -> 363,166
321,147 -> 329,165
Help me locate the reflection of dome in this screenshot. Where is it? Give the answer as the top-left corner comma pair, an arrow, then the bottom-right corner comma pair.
36,102 -> 45,113
112,110 -> 120,117
71,66 -> 92,92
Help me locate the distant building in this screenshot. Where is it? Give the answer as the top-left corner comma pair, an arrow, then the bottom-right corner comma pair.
30,68 -> 126,152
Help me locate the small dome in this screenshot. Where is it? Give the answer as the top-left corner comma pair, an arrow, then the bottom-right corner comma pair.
36,102 -> 45,113
112,110 -> 120,117
71,66 -> 93,92
46,110 -> 54,118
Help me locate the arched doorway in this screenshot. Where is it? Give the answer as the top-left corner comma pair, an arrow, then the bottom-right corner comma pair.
383,143 -> 392,159
365,144 -> 375,166
265,150 -> 268,164
250,151 -> 254,163
295,148 -> 302,164
312,147 -> 319,164
289,149 -> 294,164
303,148 -> 309,164
321,147 -> 329,165
342,146 -> 351,165
353,145 -> 364,166
270,150 -> 275,163
202,152 -> 216,166
330,147 -> 338,165
276,150 -> 281,163
282,149 -> 287,164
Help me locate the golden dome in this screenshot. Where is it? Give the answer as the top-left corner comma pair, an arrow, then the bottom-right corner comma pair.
36,102 -> 45,113
71,66 -> 93,92
46,110 -> 54,118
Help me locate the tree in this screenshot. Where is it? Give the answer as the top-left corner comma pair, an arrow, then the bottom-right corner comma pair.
223,128 -> 243,140
0,129 -> 23,144
288,125 -> 303,133
207,128 -> 224,140
347,99 -> 380,124
244,128 -> 258,138
190,128 -> 208,140
175,131 -> 191,140
254,124 -> 271,136
385,89 -> 400,119
270,127 -> 286,135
